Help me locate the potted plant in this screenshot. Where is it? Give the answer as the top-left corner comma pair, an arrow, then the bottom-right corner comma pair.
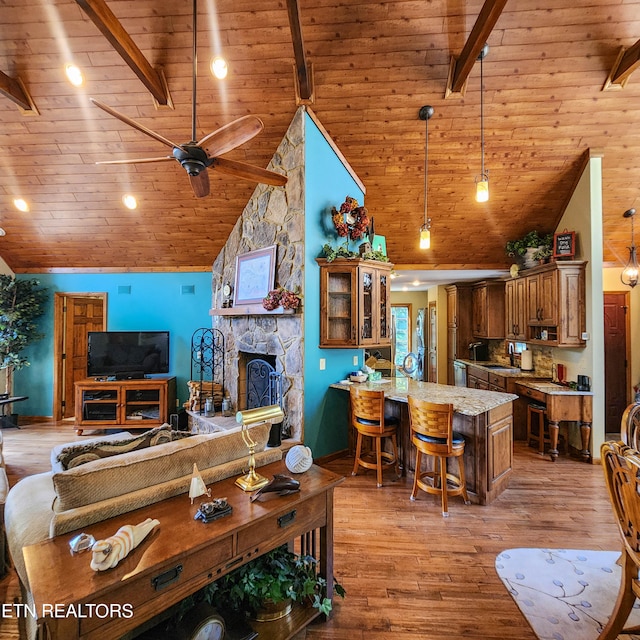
0,275 -> 48,402
532,244 -> 553,264
205,544 -> 345,620
505,231 -> 553,268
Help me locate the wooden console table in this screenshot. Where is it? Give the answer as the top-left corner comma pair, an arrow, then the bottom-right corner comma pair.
515,381 -> 593,462
23,460 -> 343,640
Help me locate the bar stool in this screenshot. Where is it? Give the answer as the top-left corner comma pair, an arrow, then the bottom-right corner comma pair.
407,396 -> 470,516
527,403 -> 549,454
350,386 -> 400,487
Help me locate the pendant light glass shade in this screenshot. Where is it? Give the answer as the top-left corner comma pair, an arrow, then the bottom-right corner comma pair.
475,176 -> 489,202
418,105 -> 434,250
475,44 -> 489,202
419,220 -> 431,249
621,208 -> 638,288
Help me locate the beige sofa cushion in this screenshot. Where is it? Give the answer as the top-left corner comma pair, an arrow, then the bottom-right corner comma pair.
52,423 -> 270,512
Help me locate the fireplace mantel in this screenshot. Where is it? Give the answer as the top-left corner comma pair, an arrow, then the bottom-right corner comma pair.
210,305 -> 297,317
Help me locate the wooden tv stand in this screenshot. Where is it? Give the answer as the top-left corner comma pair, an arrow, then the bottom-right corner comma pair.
24,460 -> 343,640
74,376 -> 177,435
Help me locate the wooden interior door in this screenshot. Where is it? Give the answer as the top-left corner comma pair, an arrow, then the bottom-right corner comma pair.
427,301 -> 437,383
603,291 -> 630,436
53,293 -> 106,420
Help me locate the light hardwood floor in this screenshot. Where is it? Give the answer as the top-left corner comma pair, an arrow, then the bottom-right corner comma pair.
0,421 -> 624,639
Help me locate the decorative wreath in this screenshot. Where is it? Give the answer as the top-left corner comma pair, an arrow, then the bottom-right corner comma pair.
331,196 -> 369,241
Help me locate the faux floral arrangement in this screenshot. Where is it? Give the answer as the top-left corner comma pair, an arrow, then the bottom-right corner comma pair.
331,196 -> 369,241
262,286 -> 302,311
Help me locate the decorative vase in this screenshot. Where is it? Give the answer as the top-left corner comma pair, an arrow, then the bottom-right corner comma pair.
523,247 -> 539,269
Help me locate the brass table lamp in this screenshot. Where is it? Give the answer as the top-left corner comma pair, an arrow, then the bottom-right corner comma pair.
235,404 -> 284,491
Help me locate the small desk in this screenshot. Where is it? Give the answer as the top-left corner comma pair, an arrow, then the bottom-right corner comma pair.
515,381 -> 593,462
0,395 -> 28,428
24,460 -> 344,640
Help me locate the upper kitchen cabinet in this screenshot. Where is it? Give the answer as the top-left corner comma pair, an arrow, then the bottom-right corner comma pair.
505,277 -> 527,341
472,281 -> 505,339
317,258 -> 393,348
519,261 -> 587,348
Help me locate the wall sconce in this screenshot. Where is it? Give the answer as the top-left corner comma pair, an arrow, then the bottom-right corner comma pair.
418,105 -> 434,250
621,208 -> 638,288
235,404 -> 284,491
475,44 -> 490,203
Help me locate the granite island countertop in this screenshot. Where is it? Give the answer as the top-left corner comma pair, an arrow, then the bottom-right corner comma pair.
329,377 -> 517,417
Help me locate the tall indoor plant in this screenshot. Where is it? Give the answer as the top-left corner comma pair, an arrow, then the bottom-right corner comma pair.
0,275 -> 48,396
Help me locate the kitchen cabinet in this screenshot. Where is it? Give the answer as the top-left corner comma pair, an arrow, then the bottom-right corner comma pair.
472,280 -> 505,339
524,261 -> 586,348
74,376 -> 176,435
467,365 -> 489,390
446,283 -> 474,384
505,276 -> 527,341
317,258 -> 393,348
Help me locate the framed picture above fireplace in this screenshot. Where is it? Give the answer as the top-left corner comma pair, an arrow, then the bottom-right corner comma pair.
233,245 -> 277,306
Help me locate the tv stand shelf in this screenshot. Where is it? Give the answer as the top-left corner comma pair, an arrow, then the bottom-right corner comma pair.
74,376 -> 176,435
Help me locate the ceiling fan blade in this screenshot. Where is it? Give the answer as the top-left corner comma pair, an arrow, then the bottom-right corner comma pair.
90,98 -> 185,151
189,170 -> 210,198
96,156 -> 174,165
197,116 -> 264,157
212,157 -> 288,187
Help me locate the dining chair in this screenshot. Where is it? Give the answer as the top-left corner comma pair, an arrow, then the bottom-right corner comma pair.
598,441 -> 640,639
408,396 -> 470,516
349,386 -> 399,487
621,402 -> 640,451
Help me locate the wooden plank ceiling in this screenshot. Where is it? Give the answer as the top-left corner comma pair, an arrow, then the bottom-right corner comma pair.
0,0 -> 639,272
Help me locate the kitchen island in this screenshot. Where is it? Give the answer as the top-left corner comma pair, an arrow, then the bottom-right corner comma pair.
330,377 -> 517,505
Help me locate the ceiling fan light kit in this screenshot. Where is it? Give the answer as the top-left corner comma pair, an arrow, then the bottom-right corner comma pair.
90,0 -> 286,198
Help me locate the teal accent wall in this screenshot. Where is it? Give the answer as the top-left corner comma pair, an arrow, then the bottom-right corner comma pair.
303,112 -> 364,458
15,272 -> 213,417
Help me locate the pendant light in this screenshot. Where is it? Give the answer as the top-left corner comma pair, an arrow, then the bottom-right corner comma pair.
418,105 -> 434,250
475,44 -> 490,203
621,208 -> 638,288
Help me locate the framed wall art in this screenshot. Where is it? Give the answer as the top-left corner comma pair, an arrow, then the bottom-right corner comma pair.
233,245 -> 277,306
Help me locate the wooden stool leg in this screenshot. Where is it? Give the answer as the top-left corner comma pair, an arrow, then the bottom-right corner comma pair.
376,436 -> 383,487
439,456 -> 449,517
410,450 -> 422,500
391,433 -> 399,477
352,431 -> 363,476
457,453 -> 471,505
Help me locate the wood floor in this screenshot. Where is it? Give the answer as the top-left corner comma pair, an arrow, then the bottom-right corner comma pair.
0,421 -> 625,640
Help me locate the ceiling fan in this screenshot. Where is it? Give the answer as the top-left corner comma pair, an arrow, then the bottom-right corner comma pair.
90,0 -> 287,198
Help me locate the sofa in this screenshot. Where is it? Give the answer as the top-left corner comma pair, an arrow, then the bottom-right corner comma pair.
5,422 -> 282,640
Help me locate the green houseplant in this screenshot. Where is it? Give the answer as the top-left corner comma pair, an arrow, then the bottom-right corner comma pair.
0,275 -> 48,396
506,231 -> 553,268
205,544 -> 345,618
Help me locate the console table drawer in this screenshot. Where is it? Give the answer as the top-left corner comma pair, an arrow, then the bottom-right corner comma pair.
237,493 -> 327,555
79,535 -> 233,636
516,384 -> 546,404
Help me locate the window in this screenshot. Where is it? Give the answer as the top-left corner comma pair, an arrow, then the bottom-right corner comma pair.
391,305 -> 411,366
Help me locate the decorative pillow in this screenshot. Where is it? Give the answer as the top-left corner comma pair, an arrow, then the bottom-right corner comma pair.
55,425 -> 191,470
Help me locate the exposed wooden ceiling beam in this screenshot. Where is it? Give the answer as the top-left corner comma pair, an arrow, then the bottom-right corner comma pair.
603,39 -> 640,90
75,0 -> 170,106
286,0 -> 314,103
446,0 -> 509,97
0,70 -> 36,112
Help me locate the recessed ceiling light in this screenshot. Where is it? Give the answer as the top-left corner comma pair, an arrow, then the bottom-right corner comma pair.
122,194 -> 137,210
13,198 -> 29,212
210,56 -> 228,79
65,64 -> 84,87
412,279 -> 421,286
0,228 -> 6,237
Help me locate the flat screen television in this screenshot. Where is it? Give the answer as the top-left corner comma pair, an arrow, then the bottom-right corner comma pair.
87,331 -> 170,378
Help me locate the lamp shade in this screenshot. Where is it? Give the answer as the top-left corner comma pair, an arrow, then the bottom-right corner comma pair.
419,226 -> 431,249
476,179 -> 489,203
621,246 -> 639,288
